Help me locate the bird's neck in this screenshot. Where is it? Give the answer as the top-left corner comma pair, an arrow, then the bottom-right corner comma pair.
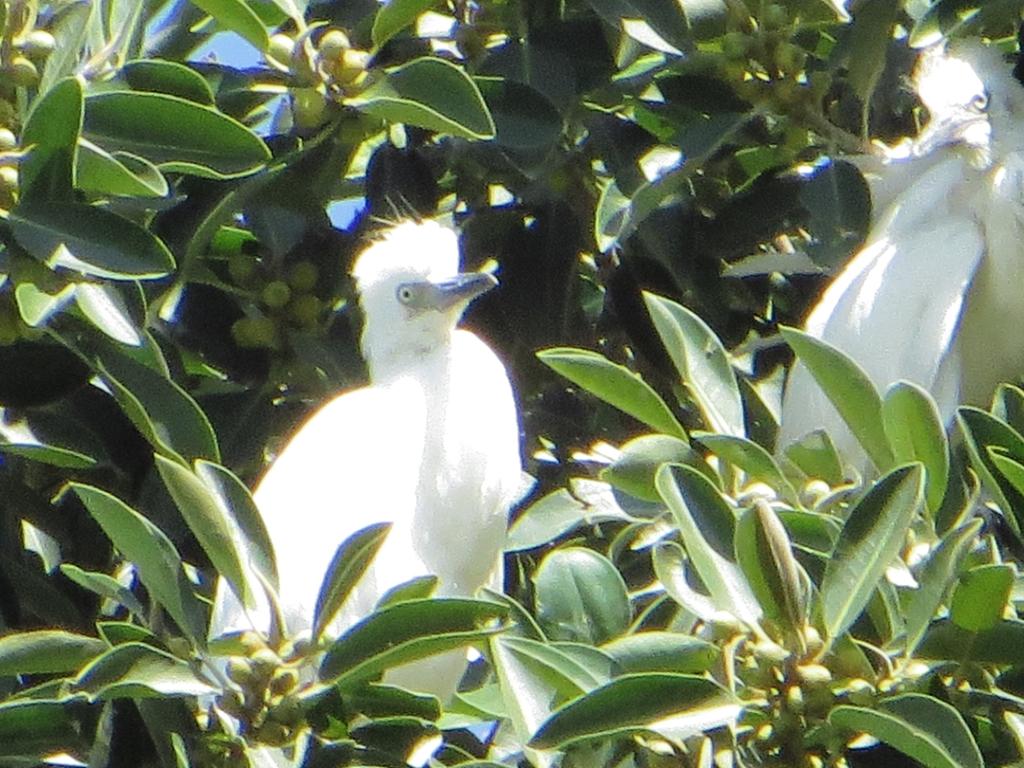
365,333 -> 454,386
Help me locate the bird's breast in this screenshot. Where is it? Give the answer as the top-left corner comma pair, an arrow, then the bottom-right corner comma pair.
409,331 -> 522,592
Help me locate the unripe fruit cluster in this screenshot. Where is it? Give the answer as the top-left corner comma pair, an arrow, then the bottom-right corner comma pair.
717,5 -> 831,112
264,26 -> 370,131
214,631 -> 310,747
228,251 -> 324,350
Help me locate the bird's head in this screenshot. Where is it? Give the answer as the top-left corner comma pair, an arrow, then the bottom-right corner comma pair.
352,219 -> 497,381
914,40 -> 1024,161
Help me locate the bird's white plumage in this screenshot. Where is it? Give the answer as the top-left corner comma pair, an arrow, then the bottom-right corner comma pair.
780,41 -> 1024,466
210,220 -> 522,701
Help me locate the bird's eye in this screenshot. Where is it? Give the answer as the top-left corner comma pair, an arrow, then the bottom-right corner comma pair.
396,285 -> 415,304
970,91 -> 989,113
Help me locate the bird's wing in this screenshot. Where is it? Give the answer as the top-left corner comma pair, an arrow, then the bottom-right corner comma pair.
781,153 -> 986,465
209,379 -> 429,640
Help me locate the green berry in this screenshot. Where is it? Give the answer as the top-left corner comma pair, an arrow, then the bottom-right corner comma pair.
722,31 -> 749,60
269,668 -> 299,697
291,87 -> 327,131
19,30 -> 55,60
775,42 -> 807,75
226,657 -> 254,685
0,166 -> 18,194
318,29 -> 351,61
9,57 -> 38,87
786,684 -> 805,714
763,4 -> 788,30
231,317 -> 278,348
335,48 -> 370,85
0,128 -> 16,151
249,647 -> 281,679
254,722 -> 290,747
228,252 -> 258,285
267,33 -> 294,68
287,261 -> 319,292
268,694 -> 303,726
261,280 -> 292,310
286,294 -> 321,328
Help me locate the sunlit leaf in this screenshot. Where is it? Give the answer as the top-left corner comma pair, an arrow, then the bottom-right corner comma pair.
831,694 -> 982,768
348,57 -> 495,140
538,347 -> 687,439
820,464 -> 924,641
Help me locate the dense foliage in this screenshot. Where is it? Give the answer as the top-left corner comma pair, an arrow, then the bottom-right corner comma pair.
2,0 -> 1024,766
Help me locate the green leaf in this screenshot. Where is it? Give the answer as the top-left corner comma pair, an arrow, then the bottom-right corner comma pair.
783,429 -> 845,486
319,598 -> 508,687
777,509 -> 841,554
91,348 -> 219,463
19,76 -> 82,201
71,484 -> 206,647
903,519 -> 983,657
154,454 -> 254,611
799,160 -> 871,268
882,381 -> 949,515
820,464 -> 923,641
781,326 -> 893,469
908,0 -> 1005,47
588,0 -> 692,54
194,460 -> 277,590
950,563 -> 1014,633
83,91 -> 271,178
313,522 -> 392,641
958,407 -> 1024,534
532,547 -> 631,645
123,58 -> 216,103
186,0 -> 270,52
13,282 -> 73,327
644,293 -> 745,437
651,541 -> 717,621
77,140 -> 169,198
96,621 -> 159,647
372,0 -> 437,48
656,464 -> 762,628
0,701 -> 82,758
60,564 -> 146,616
538,347 -> 687,439
694,433 -> 798,503
9,202 -> 175,280
602,434 -> 706,502
74,281 -> 145,346
72,642 -> 216,700
376,575 -> 438,610
830,694 -> 982,768
989,449 -> 1024,517
0,440 -> 95,470
476,78 -> 564,150
530,673 -> 740,749
735,501 -> 807,636
507,480 -> 634,552
493,636 -> 608,705
0,630 -> 106,675
600,632 -> 719,675
993,383 -> 1024,435
918,618 -> 1024,664
348,57 -> 495,140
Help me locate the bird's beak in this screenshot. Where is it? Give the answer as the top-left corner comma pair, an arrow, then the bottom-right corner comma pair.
914,110 -> 990,156
431,272 -> 497,311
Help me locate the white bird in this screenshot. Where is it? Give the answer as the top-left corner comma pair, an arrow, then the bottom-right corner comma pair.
780,40 -> 1024,466
210,219 -> 523,701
